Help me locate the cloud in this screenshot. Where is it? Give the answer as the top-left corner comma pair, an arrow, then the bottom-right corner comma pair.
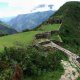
48,5 -> 54,9
0,0 -> 80,17
35,4 -> 46,8
32,4 -> 46,11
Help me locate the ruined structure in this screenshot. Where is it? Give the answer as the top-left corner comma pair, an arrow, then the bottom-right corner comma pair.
35,32 -> 51,39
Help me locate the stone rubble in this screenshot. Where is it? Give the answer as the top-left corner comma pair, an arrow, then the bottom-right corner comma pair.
60,60 -> 79,80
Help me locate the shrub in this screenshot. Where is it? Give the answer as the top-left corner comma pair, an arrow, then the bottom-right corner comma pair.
0,45 -> 67,79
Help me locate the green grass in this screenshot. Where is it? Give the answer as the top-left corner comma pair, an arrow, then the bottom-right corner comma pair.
24,70 -> 63,80
37,70 -> 63,80
0,31 -> 39,51
0,23 -> 61,51
35,24 -> 62,42
50,35 -> 62,42
77,77 -> 80,80
36,24 -> 61,31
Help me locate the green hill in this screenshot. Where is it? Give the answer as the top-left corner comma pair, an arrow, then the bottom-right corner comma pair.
59,2 -> 80,45
37,1 -> 80,45
52,1 -> 80,45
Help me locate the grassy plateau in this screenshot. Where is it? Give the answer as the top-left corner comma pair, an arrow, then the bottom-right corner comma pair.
0,31 -> 39,51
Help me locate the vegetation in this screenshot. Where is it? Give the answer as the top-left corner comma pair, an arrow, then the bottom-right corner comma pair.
24,71 -> 63,80
0,45 -> 68,80
0,1 -> 80,80
0,21 -> 17,35
34,24 -> 60,31
40,1 -> 80,55
57,1 -> 80,56
53,1 -> 80,45
77,77 -> 80,80
50,35 -> 62,42
0,23 -> 62,51
34,23 -> 62,42
0,31 -> 39,51
62,43 -> 80,55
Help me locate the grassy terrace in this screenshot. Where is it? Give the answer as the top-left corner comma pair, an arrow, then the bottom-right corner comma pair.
36,24 -> 61,31
0,24 -> 62,51
35,24 -> 62,42
0,31 -> 39,51
50,35 -> 62,42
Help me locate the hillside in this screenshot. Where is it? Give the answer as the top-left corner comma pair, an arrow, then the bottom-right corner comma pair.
0,1 -> 80,80
7,10 -> 54,32
37,1 -> 80,45
51,1 -> 80,45
0,21 -> 17,35
59,2 -> 80,45
0,31 -> 39,51
0,23 -> 62,51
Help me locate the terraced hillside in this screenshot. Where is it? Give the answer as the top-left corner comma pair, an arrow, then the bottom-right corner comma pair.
37,2 -> 80,46
51,1 -> 80,45
34,24 -> 61,31
0,1 -> 80,80
0,23 -> 61,51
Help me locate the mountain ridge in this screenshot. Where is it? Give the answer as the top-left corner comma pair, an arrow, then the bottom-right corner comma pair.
0,21 -> 17,35
7,10 -> 55,32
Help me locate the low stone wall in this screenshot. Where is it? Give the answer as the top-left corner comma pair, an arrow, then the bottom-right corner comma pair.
35,32 -> 51,39
35,30 -> 59,39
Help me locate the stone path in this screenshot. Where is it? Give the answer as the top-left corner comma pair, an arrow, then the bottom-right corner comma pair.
60,60 -> 79,80
42,41 -> 80,68
36,39 -> 80,80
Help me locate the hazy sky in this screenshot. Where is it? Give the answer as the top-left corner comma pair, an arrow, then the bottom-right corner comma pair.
0,0 -> 80,18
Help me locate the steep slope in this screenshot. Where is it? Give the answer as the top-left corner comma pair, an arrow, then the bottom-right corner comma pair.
58,1 -> 80,45
0,21 -> 17,35
8,10 -> 54,32
37,1 -> 80,45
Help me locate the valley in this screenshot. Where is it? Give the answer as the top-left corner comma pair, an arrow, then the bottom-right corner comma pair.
0,1 -> 80,80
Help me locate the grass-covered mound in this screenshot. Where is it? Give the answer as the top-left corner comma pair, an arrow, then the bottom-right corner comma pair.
55,1 -> 80,45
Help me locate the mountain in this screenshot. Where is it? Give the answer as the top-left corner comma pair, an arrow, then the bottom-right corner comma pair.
36,1 -> 80,45
0,21 -> 17,35
7,10 -> 54,32
58,1 -> 80,45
